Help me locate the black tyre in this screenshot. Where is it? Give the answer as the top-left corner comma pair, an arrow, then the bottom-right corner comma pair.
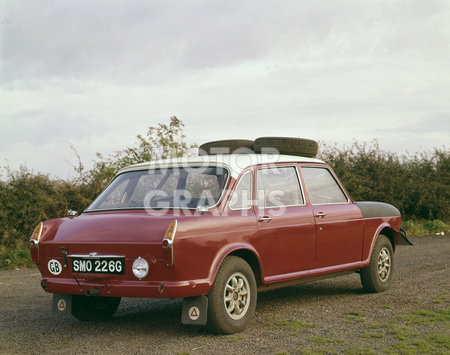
254,137 -> 318,158
360,235 -> 394,293
71,296 -> 121,321
207,256 -> 257,334
199,140 -> 254,156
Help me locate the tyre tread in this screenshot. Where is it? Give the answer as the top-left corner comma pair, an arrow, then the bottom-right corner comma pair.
207,256 -> 256,334
360,235 -> 394,293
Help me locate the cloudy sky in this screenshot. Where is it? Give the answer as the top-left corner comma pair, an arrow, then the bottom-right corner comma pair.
1,0 -> 449,179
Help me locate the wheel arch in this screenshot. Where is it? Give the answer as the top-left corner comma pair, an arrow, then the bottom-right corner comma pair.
379,226 -> 396,251
228,249 -> 263,287
207,244 -> 264,289
363,223 -> 397,265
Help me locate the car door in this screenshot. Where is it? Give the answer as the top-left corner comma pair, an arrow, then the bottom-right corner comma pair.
300,165 -> 364,268
255,165 -> 316,278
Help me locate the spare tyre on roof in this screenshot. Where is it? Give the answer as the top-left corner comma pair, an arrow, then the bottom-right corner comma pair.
254,137 -> 318,158
199,139 -> 254,156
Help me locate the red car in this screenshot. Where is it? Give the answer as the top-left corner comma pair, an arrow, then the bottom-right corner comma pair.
30,138 -> 411,333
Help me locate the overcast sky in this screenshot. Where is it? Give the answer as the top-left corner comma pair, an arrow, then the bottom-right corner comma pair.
1,0 -> 449,179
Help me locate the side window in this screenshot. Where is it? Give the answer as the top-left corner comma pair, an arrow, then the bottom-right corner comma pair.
229,172 -> 253,210
301,167 -> 348,204
257,167 -> 304,208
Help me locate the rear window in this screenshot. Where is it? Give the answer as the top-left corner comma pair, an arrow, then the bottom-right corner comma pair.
87,166 -> 229,211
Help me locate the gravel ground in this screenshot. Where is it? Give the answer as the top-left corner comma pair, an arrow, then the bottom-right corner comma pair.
0,235 -> 448,354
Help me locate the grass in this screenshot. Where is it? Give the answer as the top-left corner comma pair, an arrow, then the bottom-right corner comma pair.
265,316 -> 316,332
402,219 -> 448,237
297,307 -> 450,354
344,311 -> 365,323
221,335 -> 246,342
0,247 -> 34,269
362,332 -> 384,339
308,336 -> 344,344
398,308 -> 450,325
433,293 -> 448,304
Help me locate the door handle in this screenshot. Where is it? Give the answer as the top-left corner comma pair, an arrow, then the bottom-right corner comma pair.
314,212 -> 327,218
258,216 -> 272,223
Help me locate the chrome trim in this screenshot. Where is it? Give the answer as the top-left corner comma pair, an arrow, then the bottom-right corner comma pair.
67,254 -> 125,259
310,201 -> 351,206
34,222 -> 43,244
229,171 -> 254,211
85,165 -> 231,213
256,165 -> 307,209
162,220 -> 177,267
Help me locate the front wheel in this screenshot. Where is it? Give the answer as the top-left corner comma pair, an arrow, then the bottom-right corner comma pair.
71,295 -> 121,321
207,256 -> 257,334
360,235 -> 394,293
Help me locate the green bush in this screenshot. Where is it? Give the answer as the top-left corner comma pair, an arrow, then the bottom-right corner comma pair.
0,247 -> 34,269
318,141 -> 449,221
402,220 -> 448,237
423,219 -> 448,234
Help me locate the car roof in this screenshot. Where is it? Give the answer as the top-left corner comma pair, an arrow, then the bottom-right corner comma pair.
118,154 -> 324,179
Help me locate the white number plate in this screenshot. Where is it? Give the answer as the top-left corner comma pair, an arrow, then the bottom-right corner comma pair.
72,258 -> 125,274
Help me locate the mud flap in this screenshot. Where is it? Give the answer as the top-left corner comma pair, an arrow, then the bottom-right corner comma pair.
396,228 -> 413,246
181,295 -> 208,325
52,294 -> 72,315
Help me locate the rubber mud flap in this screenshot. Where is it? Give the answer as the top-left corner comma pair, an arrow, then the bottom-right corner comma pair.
52,294 -> 72,315
397,228 -> 413,246
181,295 -> 208,325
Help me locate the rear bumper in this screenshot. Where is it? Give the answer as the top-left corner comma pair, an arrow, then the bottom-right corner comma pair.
43,276 -> 211,299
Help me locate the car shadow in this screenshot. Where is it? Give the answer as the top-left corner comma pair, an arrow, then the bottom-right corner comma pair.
257,276 -> 365,305
27,275 -> 365,336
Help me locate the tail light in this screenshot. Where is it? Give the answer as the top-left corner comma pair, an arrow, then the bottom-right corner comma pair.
29,222 -> 43,248
162,220 -> 177,267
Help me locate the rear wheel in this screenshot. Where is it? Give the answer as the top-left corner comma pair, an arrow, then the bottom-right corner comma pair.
207,256 -> 257,334
360,235 -> 394,293
71,296 -> 121,321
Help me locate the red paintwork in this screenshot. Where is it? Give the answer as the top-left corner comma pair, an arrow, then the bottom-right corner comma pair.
31,161 -> 403,299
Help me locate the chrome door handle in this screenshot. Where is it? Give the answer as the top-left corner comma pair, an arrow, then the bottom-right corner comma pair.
258,216 -> 272,223
314,212 -> 327,217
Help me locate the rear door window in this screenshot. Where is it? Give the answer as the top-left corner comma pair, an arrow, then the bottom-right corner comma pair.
301,167 -> 348,205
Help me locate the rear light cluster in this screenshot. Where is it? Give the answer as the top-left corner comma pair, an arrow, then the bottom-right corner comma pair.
30,222 -> 44,248
162,220 -> 177,267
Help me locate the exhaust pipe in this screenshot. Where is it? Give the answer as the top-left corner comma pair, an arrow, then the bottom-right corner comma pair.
85,287 -> 100,297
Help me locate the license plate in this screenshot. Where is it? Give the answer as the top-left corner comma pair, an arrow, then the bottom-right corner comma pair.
72,258 -> 125,274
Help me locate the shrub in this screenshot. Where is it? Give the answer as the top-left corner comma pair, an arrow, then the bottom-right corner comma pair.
318,141 -> 449,221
